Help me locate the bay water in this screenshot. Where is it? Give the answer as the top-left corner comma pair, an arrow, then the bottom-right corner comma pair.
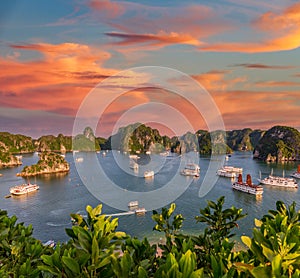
0,151 -> 299,244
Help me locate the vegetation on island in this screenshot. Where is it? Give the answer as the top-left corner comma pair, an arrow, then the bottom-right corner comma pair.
19,152 -> 69,177
0,125 -> 299,161
73,127 -> 101,152
1,196 -> 300,277
35,134 -> 72,153
0,132 -> 35,154
103,124 -> 267,156
0,152 -> 22,167
253,126 -> 300,162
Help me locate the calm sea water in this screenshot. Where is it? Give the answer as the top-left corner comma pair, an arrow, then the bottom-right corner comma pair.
0,151 -> 299,244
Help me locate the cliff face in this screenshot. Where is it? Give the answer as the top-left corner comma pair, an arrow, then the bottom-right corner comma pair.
253,126 -> 300,162
0,132 -> 35,153
19,152 -> 70,177
72,126 -> 100,152
0,152 -> 22,167
35,134 -> 72,153
105,123 -> 168,153
226,129 -> 265,151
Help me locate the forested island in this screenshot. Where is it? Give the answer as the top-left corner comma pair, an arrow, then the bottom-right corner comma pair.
0,125 -> 299,169
17,152 -> 70,177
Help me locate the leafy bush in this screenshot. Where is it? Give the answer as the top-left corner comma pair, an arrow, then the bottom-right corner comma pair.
1,197 -> 300,277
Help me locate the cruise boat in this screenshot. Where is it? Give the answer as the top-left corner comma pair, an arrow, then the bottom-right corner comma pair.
144,170 -> 154,178
258,170 -> 298,189
232,174 -> 263,196
180,163 -> 200,177
217,165 -> 242,178
291,165 -> 300,179
10,183 -> 39,196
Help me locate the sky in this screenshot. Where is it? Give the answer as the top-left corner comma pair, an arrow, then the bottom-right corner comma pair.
0,0 -> 300,138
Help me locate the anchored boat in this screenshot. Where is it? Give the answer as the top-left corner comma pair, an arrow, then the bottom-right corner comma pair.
232,174 -> 263,196
180,163 -> 200,177
258,170 -> 298,189
217,165 -> 243,178
10,183 -> 39,196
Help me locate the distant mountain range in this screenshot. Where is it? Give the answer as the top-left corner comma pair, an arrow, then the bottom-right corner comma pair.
0,124 -> 299,164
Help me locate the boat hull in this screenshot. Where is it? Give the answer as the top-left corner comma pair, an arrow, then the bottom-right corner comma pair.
232,182 -> 263,195
10,184 -> 39,196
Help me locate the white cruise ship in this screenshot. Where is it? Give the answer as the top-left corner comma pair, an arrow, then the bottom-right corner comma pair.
258,170 -> 298,189
10,183 -> 39,196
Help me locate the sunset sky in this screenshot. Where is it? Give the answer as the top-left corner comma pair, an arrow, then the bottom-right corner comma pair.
1,0 -> 300,138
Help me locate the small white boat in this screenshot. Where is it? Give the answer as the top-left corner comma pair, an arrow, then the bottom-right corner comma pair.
128,200 -> 139,208
75,157 -> 83,162
217,165 -> 242,178
291,165 -> 300,179
232,174 -> 263,196
144,170 -> 154,178
217,169 -> 236,178
10,183 -> 39,196
129,154 -> 140,160
135,207 -> 146,215
258,170 -> 298,189
180,163 -> 200,177
43,240 -> 56,248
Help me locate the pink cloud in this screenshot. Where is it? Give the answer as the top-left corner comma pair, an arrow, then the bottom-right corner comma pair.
105,31 -> 201,47
0,42 -> 116,114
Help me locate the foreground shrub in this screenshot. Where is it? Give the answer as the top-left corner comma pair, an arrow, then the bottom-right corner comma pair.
0,197 -> 299,277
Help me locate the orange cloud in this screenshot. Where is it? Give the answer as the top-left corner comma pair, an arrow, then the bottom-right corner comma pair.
255,81 -> 300,87
0,42 -> 115,114
200,2 -> 300,53
192,70 -> 247,92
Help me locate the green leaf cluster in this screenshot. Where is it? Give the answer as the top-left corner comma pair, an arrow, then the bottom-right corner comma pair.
1,197 -> 300,277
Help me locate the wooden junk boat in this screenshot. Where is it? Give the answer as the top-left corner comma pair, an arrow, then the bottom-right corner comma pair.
232,174 -> 263,196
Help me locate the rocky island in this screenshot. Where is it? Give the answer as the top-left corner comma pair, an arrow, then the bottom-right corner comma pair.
18,152 -> 70,177
253,126 -> 300,162
1,125 -> 299,165
0,152 -> 22,167
0,132 -> 34,167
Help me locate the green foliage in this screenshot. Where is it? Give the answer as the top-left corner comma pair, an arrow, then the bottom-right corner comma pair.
1,198 -> 300,277
192,196 -> 247,276
152,203 -> 184,252
254,125 -> 300,161
240,201 -> 300,277
41,204 -> 128,277
37,134 -> 73,152
0,132 -> 35,153
0,210 -> 51,277
0,152 -> 10,163
21,152 -> 69,176
73,134 -> 100,151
